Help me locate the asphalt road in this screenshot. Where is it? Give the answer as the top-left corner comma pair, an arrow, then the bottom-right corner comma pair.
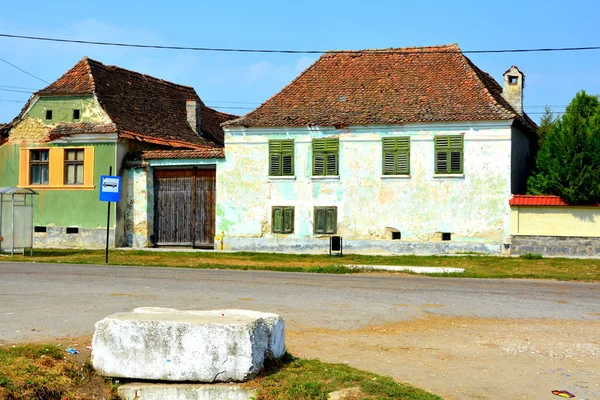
1,262 -> 598,343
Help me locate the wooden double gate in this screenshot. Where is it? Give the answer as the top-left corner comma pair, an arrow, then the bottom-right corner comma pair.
153,168 -> 216,248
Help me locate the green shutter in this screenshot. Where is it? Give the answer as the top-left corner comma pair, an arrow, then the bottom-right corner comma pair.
382,137 -> 410,175
272,207 -> 283,233
273,206 -> 294,234
269,140 -> 294,176
325,208 -> 336,233
314,154 -> 325,175
314,207 -> 337,234
313,138 -> 339,176
283,207 -> 294,233
435,135 -> 463,174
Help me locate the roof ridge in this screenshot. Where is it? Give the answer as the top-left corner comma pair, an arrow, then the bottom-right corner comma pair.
85,57 -> 199,97
322,43 -> 460,55
457,54 -> 516,119
35,56 -> 95,95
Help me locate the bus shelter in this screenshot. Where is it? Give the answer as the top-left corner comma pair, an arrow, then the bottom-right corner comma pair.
0,187 -> 38,255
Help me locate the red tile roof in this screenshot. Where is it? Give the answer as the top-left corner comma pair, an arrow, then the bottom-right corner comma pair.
225,44 -> 536,132
35,58 -> 237,149
45,123 -> 118,141
509,195 -> 570,206
139,148 -> 225,160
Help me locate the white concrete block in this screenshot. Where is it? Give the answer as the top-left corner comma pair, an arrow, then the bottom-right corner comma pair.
92,308 -> 285,382
117,383 -> 256,400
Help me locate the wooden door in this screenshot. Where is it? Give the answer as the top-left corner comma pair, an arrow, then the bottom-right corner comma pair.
154,168 -> 216,247
193,169 -> 216,247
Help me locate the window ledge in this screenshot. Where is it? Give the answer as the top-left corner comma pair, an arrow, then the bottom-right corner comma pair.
311,176 -> 340,181
269,176 -> 296,181
433,174 -> 465,179
381,174 -> 411,180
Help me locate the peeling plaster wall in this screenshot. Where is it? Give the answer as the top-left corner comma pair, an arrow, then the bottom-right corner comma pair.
217,123 -> 516,251
9,96 -> 110,143
125,166 -> 154,248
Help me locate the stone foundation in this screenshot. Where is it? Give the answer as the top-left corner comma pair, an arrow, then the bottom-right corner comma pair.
510,235 -> 600,257
33,226 -> 117,249
221,237 -> 502,255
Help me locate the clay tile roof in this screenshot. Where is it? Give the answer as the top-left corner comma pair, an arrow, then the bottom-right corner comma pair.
138,148 -> 224,160
201,107 -> 238,145
225,44 -> 536,132
509,195 -> 570,206
45,123 -> 118,141
35,57 -> 237,150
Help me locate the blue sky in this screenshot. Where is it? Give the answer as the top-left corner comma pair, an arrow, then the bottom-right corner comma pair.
1,0 -> 599,124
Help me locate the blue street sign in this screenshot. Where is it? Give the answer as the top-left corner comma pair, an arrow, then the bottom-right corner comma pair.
99,175 -> 121,202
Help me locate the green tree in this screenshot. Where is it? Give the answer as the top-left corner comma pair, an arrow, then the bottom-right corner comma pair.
536,105 -> 558,147
527,91 -> 600,204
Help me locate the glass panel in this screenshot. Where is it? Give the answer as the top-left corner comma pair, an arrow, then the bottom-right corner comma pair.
40,165 -> 49,184
66,164 -> 75,184
31,165 -> 40,184
75,164 -> 84,184
41,150 -> 49,161
76,150 -> 84,161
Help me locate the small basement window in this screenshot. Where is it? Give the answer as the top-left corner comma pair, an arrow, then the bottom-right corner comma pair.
392,231 -> 401,240
66,227 -> 79,234
45,110 -> 53,120
73,109 -> 80,120
34,226 -> 47,233
442,232 -> 452,241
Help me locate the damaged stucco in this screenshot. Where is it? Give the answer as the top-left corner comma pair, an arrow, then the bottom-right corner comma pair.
125,166 -> 154,248
217,122 -> 526,252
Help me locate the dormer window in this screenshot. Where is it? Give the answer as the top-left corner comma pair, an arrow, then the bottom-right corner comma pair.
508,75 -> 518,84
73,109 -> 80,120
45,110 -> 53,120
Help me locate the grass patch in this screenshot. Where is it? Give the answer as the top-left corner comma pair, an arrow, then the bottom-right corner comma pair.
246,354 -> 441,399
2,249 -> 600,281
0,344 -> 116,400
0,346 -> 439,400
520,252 -> 544,260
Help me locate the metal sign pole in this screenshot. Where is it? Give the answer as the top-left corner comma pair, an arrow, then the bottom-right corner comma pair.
105,166 -> 112,264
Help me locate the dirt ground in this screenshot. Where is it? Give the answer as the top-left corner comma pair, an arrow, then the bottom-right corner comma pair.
286,315 -> 600,400
32,315 -> 600,400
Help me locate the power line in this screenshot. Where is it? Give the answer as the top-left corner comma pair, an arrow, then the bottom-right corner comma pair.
1,33 -> 600,55
0,84 -> 40,91
0,56 -> 49,84
0,88 -> 33,94
0,99 -> 25,103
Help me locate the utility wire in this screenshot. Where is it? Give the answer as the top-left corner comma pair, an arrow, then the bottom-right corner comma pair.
1,33 -> 600,55
0,56 -> 49,84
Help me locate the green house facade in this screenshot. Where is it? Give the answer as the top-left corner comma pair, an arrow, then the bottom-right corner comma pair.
0,58 -> 235,248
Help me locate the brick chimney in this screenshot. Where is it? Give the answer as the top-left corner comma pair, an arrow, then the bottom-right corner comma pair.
502,66 -> 524,116
186,100 -> 202,135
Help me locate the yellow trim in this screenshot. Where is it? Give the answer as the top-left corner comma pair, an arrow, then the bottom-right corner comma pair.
18,146 -> 96,190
